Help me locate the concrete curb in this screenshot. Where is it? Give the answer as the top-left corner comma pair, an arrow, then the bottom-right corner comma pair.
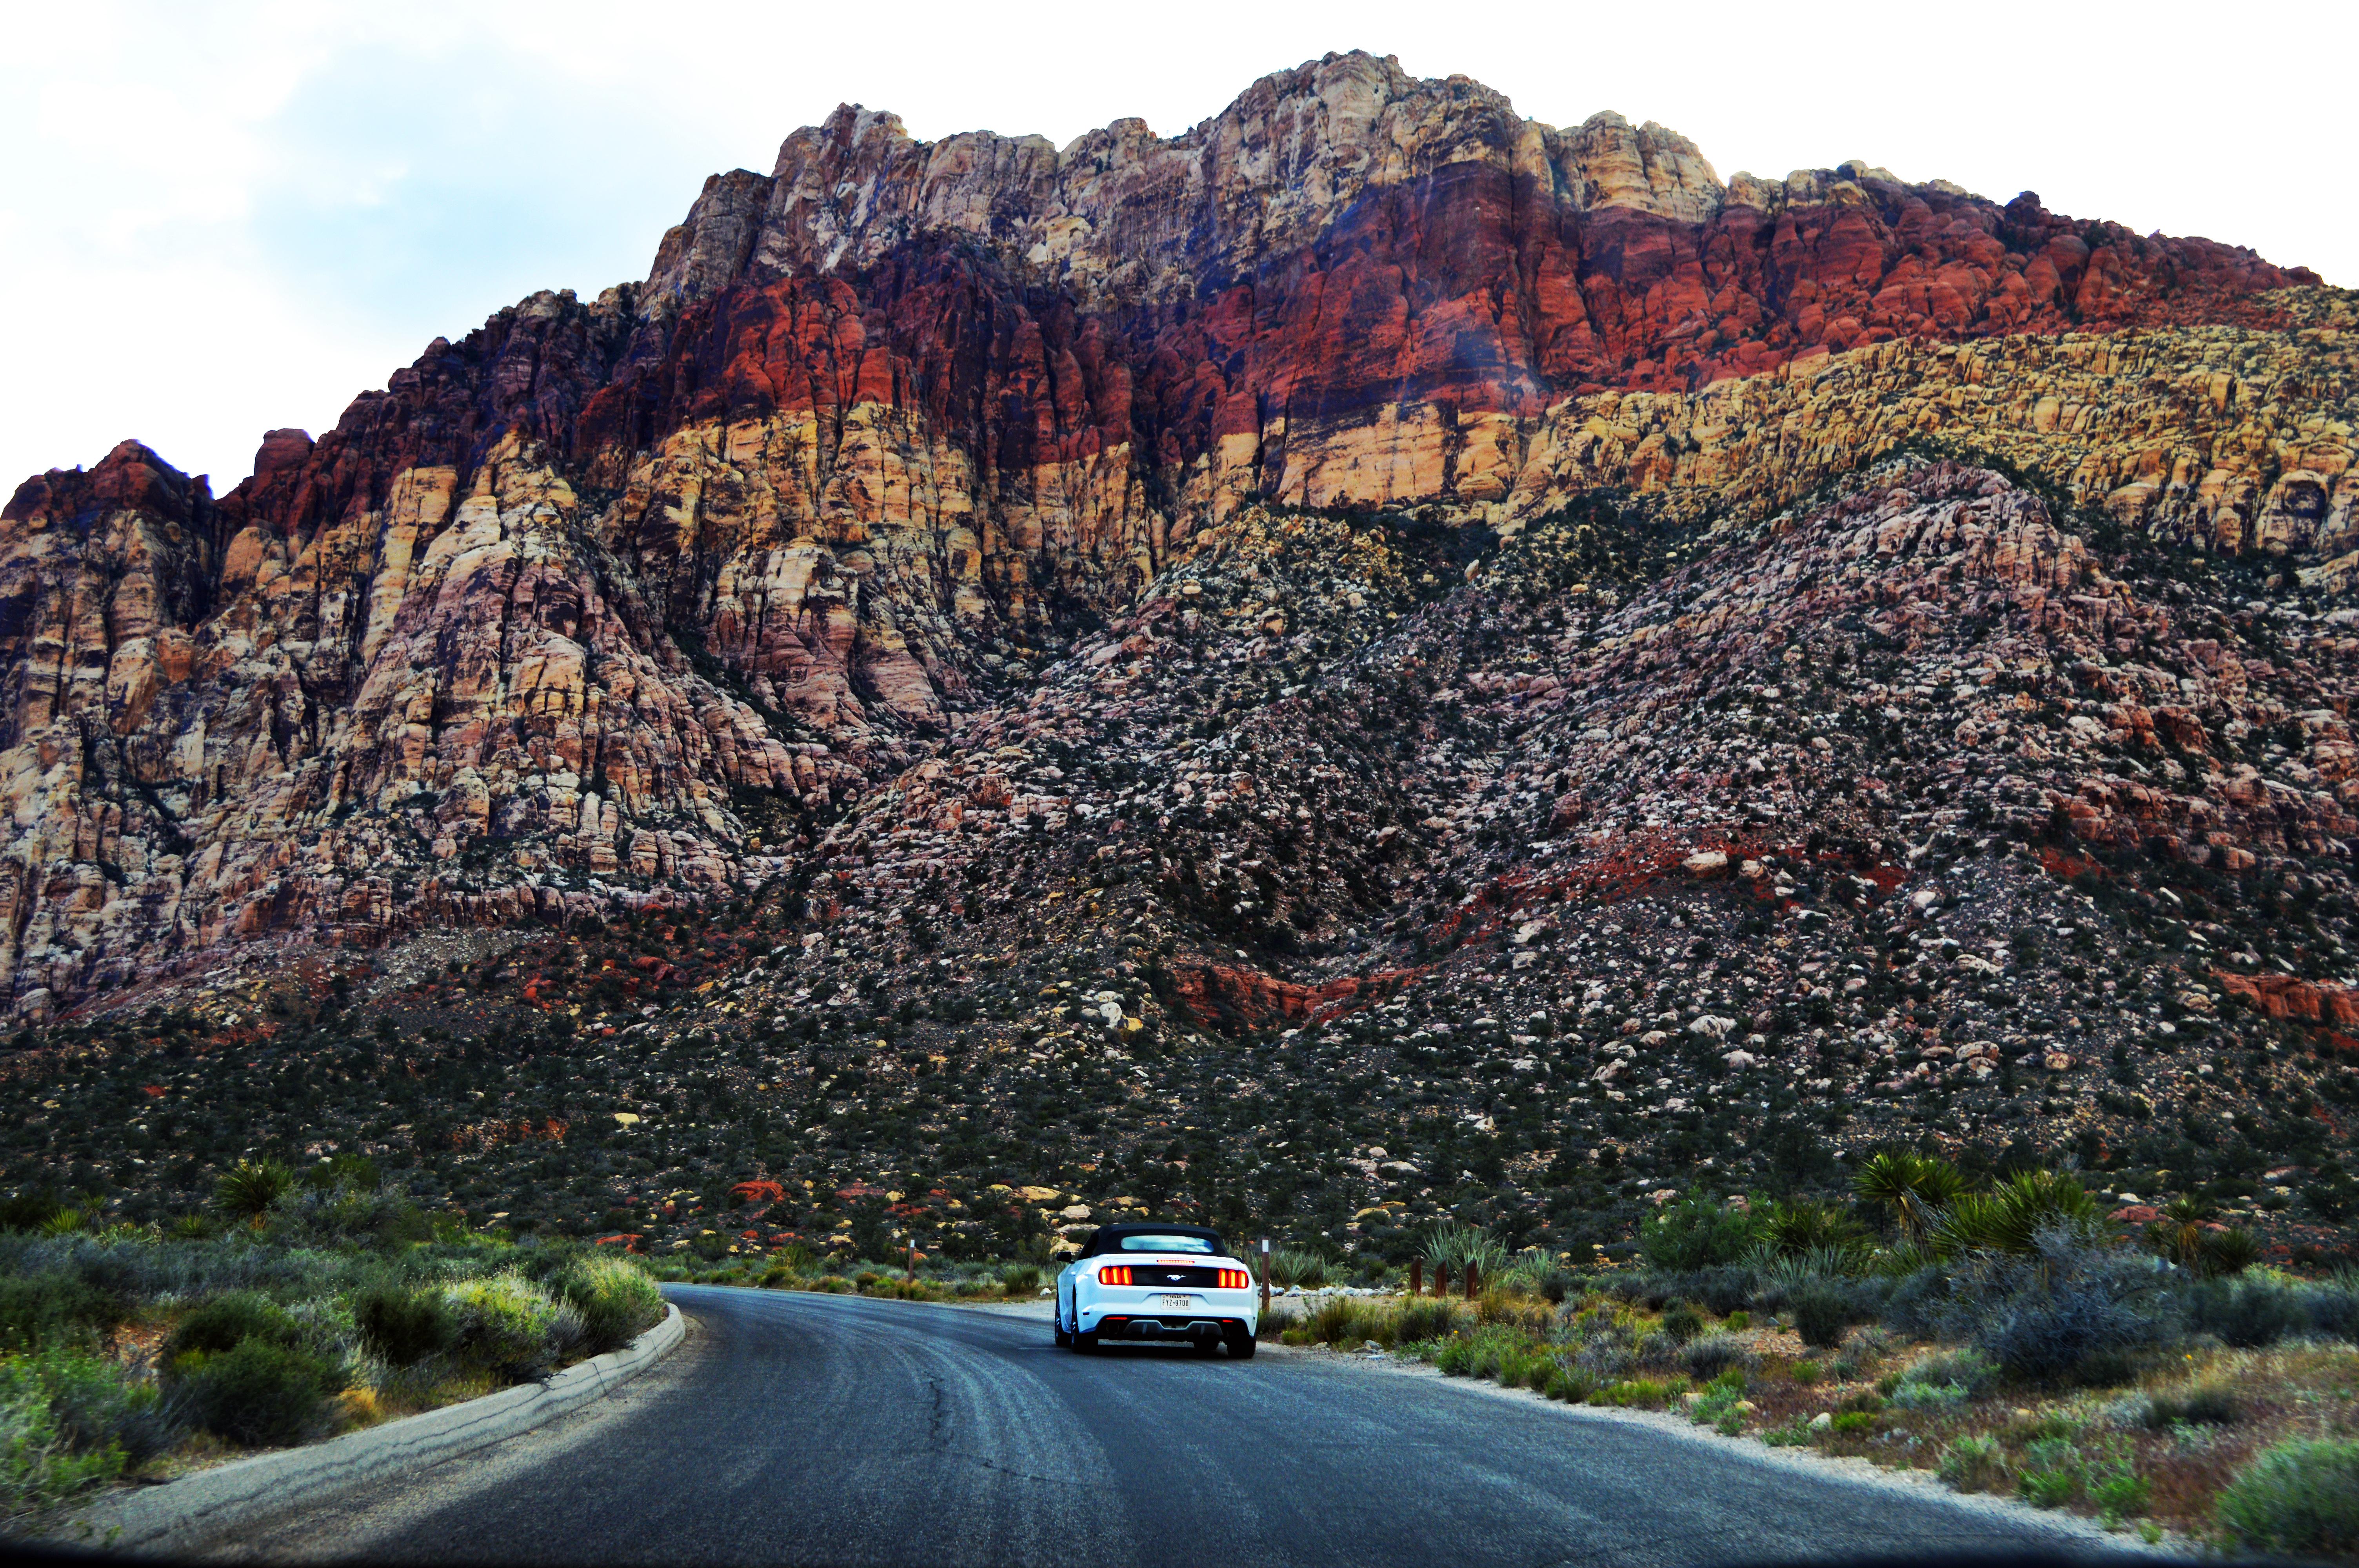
47,1302 -> 684,1554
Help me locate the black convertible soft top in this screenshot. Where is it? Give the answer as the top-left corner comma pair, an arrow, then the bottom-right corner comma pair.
1075,1223 -> 1231,1259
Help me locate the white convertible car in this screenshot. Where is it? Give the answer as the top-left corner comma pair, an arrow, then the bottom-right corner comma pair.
1054,1223 -> 1259,1357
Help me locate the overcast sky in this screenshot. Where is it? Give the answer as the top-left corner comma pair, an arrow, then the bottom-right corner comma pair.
4,0 -> 2348,495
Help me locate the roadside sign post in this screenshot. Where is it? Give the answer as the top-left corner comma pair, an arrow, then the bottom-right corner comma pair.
1258,1238 -> 1270,1318
1408,1258 -> 1421,1298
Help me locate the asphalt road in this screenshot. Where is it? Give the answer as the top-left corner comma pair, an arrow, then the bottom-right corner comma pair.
216,1286 -> 2115,1567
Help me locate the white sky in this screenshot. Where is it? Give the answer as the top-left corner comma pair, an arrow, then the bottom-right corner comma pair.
4,0 -> 2349,497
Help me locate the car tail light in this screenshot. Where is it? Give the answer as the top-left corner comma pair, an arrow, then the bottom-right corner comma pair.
1100,1265 -> 1134,1285
1220,1268 -> 1249,1290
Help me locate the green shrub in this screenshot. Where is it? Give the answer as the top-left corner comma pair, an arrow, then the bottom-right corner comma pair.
1601,1378 -> 1675,1409
1828,1411 -> 1876,1436
1723,1310 -> 1750,1331
1908,1348 -> 1997,1394
1679,1332 -> 1754,1382
1641,1198 -> 1762,1272
442,1272 -> 578,1378
355,1283 -> 454,1366
1308,1295 -> 1368,1347
2191,1277 -> 2308,1349
1888,1380 -> 1971,1412
2146,1383 -> 2240,1428
2090,1464 -> 2152,1524
556,1256 -> 663,1353
1792,1285 -> 1849,1349
0,1353 -> 136,1514
998,1263 -> 1042,1294
1659,1300 -> 1704,1343
1938,1434 -> 2009,1492
2016,1437 -> 2086,1508
2212,1439 -> 2359,1557
166,1292 -> 301,1359
1546,1366 -> 1598,1403
171,1339 -> 345,1448
1393,1299 -> 1459,1342
1789,1359 -> 1822,1385
40,1348 -> 176,1465
0,1272 -> 121,1353
1434,1335 -> 1474,1376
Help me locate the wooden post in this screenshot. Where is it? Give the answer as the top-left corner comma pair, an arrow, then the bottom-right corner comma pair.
1409,1258 -> 1422,1298
906,1244 -> 918,1280
1466,1261 -> 1480,1299
1435,1263 -> 1449,1298
1259,1237 -> 1271,1318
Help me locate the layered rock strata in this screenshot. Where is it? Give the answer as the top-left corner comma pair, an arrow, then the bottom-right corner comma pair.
0,51 -> 2341,1013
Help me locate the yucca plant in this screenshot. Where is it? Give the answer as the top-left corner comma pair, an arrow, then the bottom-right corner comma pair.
1852,1151 -> 1964,1242
212,1160 -> 295,1228
1930,1170 -> 2102,1257
2144,1196 -> 2213,1269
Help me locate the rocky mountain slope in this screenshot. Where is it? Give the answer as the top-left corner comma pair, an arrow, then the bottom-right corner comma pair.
2,53 -> 2354,1263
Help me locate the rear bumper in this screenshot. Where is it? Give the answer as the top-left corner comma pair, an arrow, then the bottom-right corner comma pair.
1090,1315 -> 1252,1342
1077,1298 -> 1257,1334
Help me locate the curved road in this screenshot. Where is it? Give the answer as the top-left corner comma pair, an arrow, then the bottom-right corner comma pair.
220,1286 -> 2112,1566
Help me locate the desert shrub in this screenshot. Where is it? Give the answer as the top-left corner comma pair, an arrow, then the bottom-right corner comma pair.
1600,1378 -> 1674,1409
0,1272 -> 122,1353
1308,1296 -> 1369,1346
1545,1366 -> 1598,1403
1828,1411 -> 1877,1436
1723,1310 -> 1750,1331
2305,1273 -> 2359,1343
1434,1335 -> 1474,1376
1659,1300 -> 1705,1344
1791,1284 -> 1850,1349
171,1339 -> 345,1447
1938,1434 -> 2008,1492
2190,1276 -> 2308,1349
39,1350 -> 176,1464
1908,1348 -> 1997,1394
0,1353 -> 140,1514
1789,1359 -> 1822,1385
1392,1299 -> 1459,1343
2212,1439 -> 2359,1557
2090,1464 -> 2152,1523
2016,1437 -> 2086,1508
1499,1349 -> 1554,1390
1888,1380 -> 1971,1412
355,1283 -> 454,1366
442,1272 -> 581,1379
1679,1332 -> 1754,1382
2146,1383 -> 2240,1428
555,1255 -> 663,1353
998,1263 -> 1042,1294
166,1292 -> 302,1359
1941,1230 -> 2174,1384
1640,1198 -> 1761,1272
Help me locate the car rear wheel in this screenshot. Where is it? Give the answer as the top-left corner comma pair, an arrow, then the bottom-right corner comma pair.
1190,1336 -> 1218,1357
1072,1327 -> 1098,1354
1053,1314 -> 1071,1348
1226,1330 -> 1258,1360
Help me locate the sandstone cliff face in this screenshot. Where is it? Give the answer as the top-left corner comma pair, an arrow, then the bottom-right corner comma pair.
0,52 -> 2342,1014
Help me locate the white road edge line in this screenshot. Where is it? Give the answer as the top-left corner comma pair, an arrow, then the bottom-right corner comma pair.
41,1303 -> 686,1555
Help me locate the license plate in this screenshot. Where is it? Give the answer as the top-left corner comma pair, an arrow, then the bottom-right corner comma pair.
1156,1294 -> 1194,1308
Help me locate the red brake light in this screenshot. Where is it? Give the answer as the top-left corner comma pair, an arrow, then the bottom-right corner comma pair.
1219,1268 -> 1249,1290
1101,1265 -> 1133,1285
